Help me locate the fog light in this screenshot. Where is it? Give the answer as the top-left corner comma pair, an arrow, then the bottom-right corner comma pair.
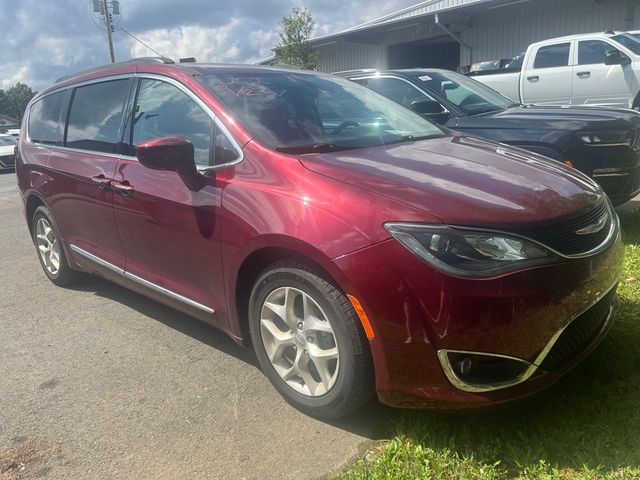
438,350 -> 533,392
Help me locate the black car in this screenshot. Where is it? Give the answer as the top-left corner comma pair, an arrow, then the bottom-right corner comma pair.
336,68 -> 640,205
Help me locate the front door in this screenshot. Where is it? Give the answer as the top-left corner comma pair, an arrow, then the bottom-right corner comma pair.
572,39 -> 633,107
112,77 -> 240,325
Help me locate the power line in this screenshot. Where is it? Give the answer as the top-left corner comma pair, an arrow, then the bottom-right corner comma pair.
118,26 -> 168,59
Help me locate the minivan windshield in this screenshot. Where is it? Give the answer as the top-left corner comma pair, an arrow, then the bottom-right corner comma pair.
198,72 -> 446,154
413,71 -> 515,115
612,34 -> 640,55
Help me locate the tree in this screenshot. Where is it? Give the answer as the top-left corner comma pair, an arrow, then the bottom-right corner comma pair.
0,83 -> 37,122
277,7 -> 320,70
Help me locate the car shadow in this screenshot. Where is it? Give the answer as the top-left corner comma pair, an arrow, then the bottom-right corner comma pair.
66,275 -> 259,367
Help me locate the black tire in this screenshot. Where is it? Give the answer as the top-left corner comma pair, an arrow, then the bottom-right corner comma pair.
633,92 -> 640,110
248,260 -> 374,419
31,206 -> 82,287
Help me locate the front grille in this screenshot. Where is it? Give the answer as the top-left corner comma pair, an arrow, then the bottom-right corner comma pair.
512,201 -> 612,256
0,154 -> 15,167
540,289 -> 616,371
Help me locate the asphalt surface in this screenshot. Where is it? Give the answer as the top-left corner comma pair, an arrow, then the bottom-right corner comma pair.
0,172 -> 390,480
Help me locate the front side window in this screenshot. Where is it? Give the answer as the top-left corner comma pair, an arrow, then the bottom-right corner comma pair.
533,43 -> 570,69
198,72 -> 445,154
28,91 -> 67,145
132,79 -> 214,166
358,77 -> 435,109
578,40 -> 614,65
414,71 -> 513,115
66,79 -> 130,153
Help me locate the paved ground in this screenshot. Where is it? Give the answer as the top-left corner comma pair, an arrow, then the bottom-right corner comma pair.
0,172 -> 391,480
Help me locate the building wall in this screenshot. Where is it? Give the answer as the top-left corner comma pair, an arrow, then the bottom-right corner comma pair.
463,0 -> 640,62
316,41 -> 387,72
315,0 -> 640,70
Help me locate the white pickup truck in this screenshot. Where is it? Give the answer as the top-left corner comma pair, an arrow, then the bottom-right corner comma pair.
468,31 -> 640,109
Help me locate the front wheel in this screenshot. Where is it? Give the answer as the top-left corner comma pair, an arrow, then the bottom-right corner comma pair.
248,260 -> 374,419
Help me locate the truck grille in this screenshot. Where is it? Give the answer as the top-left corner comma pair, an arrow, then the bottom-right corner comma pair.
511,201 -> 612,256
540,289 -> 616,372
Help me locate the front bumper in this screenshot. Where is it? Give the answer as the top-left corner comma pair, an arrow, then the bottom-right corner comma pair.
331,227 -> 623,409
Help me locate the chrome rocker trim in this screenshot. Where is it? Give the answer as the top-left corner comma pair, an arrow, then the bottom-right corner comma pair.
70,244 -> 214,314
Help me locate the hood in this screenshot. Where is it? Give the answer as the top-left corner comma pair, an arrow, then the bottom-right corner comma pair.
457,105 -> 640,132
298,135 -> 602,228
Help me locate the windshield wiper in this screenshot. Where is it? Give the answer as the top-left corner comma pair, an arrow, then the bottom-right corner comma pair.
275,143 -> 359,154
384,134 -> 445,146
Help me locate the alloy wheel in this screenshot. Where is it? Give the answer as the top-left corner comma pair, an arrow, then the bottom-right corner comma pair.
36,217 -> 60,276
259,286 -> 340,396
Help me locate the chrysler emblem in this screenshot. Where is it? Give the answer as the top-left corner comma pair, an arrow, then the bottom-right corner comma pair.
575,211 -> 609,235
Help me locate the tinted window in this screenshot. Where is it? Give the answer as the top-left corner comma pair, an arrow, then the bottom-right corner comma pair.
213,125 -> 240,165
578,40 -> 613,65
533,43 -> 570,69
0,136 -> 17,146
360,77 -> 433,108
198,73 -> 444,154
28,91 -> 67,145
132,79 -> 214,166
66,79 -> 130,153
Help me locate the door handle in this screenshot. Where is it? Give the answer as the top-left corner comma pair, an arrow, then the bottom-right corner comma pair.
576,71 -> 591,78
526,75 -> 539,81
111,180 -> 134,196
91,174 -> 111,189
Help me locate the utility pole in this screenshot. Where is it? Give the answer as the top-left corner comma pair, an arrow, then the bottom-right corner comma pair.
102,0 -> 115,63
93,0 -> 120,63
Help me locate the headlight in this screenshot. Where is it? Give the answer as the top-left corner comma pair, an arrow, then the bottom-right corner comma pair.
580,131 -> 634,147
384,223 -> 557,277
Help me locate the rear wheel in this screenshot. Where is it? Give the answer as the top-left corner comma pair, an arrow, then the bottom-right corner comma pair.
248,260 -> 374,419
32,206 -> 81,286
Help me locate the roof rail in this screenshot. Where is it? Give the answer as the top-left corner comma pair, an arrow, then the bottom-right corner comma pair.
55,56 -> 175,83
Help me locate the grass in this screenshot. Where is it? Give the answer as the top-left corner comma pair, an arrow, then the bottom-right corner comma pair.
336,206 -> 640,480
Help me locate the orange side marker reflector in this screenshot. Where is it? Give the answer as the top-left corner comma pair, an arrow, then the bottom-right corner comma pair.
347,294 -> 375,340
564,160 -> 574,168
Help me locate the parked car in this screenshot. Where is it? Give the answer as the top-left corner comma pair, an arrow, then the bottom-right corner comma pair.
337,68 -> 640,205
0,134 -> 17,172
6,128 -> 20,138
467,31 -> 640,108
17,59 -> 623,418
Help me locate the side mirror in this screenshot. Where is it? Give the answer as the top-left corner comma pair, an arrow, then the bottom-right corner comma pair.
135,136 -> 206,191
411,99 -> 446,115
604,50 -> 630,66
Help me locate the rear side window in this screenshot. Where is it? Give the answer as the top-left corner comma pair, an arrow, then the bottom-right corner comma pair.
28,91 -> 67,145
66,79 -> 130,153
132,79 -> 214,166
578,40 -> 613,65
533,43 -> 570,69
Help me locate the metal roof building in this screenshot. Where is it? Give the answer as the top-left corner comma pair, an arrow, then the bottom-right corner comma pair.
260,0 -> 640,72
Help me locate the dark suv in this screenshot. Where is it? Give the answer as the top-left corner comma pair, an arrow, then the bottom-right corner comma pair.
337,68 -> 640,205
17,59 -> 622,418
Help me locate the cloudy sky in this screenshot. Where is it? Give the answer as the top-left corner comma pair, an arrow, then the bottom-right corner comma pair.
0,0 -> 417,91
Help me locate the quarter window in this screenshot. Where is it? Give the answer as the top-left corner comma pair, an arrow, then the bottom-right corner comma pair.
132,79 -> 214,166
578,40 -> 614,65
28,91 -> 67,145
66,79 -> 130,153
533,43 -> 570,69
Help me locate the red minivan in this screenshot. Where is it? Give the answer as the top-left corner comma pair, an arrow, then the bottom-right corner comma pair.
17,59 -> 623,418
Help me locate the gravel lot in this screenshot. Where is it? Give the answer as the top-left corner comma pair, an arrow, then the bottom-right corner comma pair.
0,172 -> 388,480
